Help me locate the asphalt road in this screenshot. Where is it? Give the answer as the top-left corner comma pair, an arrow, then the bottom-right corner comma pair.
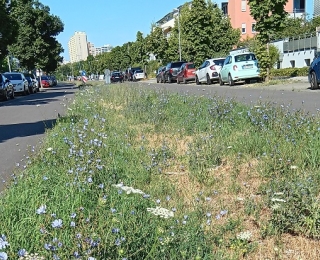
0,82 -> 77,192
138,78 -> 320,114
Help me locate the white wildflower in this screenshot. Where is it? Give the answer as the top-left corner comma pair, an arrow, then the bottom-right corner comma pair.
236,231 -> 252,241
46,147 -> 53,152
290,165 -> 298,169
227,146 -> 232,149
271,198 -> 286,202
271,203 -> 281,210
147,206 -> 174,218
112,184 -> 144,195
274,192 -> 284,196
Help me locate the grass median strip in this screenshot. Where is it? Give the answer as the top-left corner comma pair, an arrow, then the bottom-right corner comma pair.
1,83 -> 320,259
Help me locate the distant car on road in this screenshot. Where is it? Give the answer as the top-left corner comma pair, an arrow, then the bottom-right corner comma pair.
156,66 -> 166,83
163,61 -> 186,83
176,62 -> 196,84
40,75 -> 51,88
24,74 -> 38,93
111,72 -> 124,83
195,58 -> 225,85
219,52 -> 260,86
133,70 -> 145,81
0,73 -> 14,100
4,72 -> 29,95
309,54 -> 320,89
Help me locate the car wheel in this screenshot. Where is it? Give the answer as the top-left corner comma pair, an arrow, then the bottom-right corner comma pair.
219,75 -> 224,86
196,76 -> 200,85
206,74 -> 211,85
228,74 -> 235,86
167,75 -> 172,83
310,71 -> 319,90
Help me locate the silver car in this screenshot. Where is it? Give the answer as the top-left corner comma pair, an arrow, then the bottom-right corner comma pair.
4,72 -> 29,95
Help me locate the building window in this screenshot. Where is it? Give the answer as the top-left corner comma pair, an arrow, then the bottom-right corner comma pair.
305,59 -> 311,66
252,23 -> 256,33
290,60 -> 295,68
241,0 -> 246,11
242,23 -> 246,34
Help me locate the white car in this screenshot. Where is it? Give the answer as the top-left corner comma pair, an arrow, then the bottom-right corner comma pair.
195,58 -> 225,85
4,72 -> 29,95
133,70 -> 145,81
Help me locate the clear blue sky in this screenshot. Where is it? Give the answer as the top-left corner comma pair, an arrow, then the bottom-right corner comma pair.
40,0 -> 198,61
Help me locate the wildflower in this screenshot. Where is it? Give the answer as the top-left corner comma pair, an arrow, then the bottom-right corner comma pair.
36,205 -> 46,214
47,147 -> 53,151
51,219 -> 63,228
88,257 -> 96,260
274,192 -> 284,196
73,251 -> 80,258
182,221 -> 187,225
115,238 -> 121,246
112,184 -> 144,195
70,213 -> 76,218
215,214 -> 221,220
237,231 -> 252,241
18,249 -> 26,257
147,207 -> 174,218
220,210 -> 228,216
70,221 -> 76,227
87,177 -> 93,183
0,252 -> 7,260
112,228 -> 119,233
206,212 -> 211,217
143,194 -> 150,198
156,199 -> 161,204
205,197 -> 211,201
98,183 -> 104,189
43,176 -> 48,181
271,198 -> 286,202
290,165 -> 298,169
166,196 -> 171,201
0,235 -> 9,250
111,208 -> 116,214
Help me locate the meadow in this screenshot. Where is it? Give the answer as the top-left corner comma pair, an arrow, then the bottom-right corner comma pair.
1,82 -> 320,259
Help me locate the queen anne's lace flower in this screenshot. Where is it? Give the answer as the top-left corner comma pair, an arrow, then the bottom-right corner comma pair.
112,184 -> 144,194
236,231 -> 252,241
147,207 -> 174,218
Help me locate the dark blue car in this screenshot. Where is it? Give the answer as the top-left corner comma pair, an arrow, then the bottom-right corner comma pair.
309,53 -> 320,89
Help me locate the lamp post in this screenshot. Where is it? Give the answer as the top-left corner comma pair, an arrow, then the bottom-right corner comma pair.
173,8 -> 181,61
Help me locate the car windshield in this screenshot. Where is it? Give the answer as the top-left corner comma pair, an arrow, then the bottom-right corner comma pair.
172,62 -> 185,68
187,63 -> 195,69
135,70 -> 143,73
5,74 -> 22,80
112,73 -> 121,76
212,59 -> 225,66
235,53 -> 256,62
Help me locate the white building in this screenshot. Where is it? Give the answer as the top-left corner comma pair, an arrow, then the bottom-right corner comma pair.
68,32 -> 89,63
315,0 -> 320,17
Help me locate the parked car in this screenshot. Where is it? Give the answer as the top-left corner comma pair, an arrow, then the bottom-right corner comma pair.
219,52 -> 260,86
24,74 -> 38,93
195,58 -> 225,85
176,62 -> 196,84
309,54 -> 320,89
126,67 -> 142,81
110,71 -> 124,83
4,72 -> 29,95
163,61 -> 186,83
40,75 -> 51,88
156,66 -> 166,83
133,69 -> 145,81
51,75 -> 58,86
0,73 -> 14,100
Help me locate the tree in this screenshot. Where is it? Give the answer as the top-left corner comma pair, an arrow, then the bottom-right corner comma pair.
130,31 -> 147,66
8,0 -> 64,72
0,1 -> 18,61
166,0 -> 240,66
248,0 -> 288,80
145,26 -> 168,63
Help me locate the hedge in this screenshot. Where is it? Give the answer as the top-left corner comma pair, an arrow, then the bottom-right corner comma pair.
270,67 -> 309,78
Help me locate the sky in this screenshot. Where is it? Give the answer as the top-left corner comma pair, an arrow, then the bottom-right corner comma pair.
40,0 -> 202,61
40,0 -> 313,62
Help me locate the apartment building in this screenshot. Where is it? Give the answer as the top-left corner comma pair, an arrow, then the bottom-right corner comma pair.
68,31 -> 89,63
224,0 -> 306,40
315,0 -> 320,17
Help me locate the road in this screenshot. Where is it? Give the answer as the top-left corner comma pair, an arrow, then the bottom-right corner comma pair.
138,78 -> 320,114
0,82 -> 77,192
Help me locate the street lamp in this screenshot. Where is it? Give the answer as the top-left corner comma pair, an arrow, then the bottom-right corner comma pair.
173,8 -> 181,61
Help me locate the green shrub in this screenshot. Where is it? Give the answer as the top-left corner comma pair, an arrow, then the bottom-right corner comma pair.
270,67 -> 309,78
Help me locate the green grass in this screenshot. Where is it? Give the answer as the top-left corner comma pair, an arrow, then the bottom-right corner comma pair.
1,83 -> 320,259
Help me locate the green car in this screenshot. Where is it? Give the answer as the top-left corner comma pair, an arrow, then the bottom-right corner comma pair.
219,52 -> 261,86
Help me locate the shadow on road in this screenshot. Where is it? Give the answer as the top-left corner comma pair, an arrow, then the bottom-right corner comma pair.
0,119 -> 57,144
0,83 -> 76,107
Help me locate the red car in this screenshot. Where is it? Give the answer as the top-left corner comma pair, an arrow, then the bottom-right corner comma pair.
40,76 -> 50,88
176,62 -> 196,84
